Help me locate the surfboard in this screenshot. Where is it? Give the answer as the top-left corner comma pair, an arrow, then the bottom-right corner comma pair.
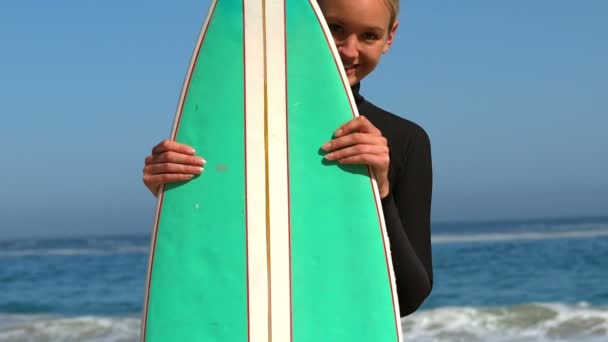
140,0 -> 402,341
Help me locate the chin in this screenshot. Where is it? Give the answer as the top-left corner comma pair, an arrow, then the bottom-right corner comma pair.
347,75 -> 359,86
346,68 -> 370,86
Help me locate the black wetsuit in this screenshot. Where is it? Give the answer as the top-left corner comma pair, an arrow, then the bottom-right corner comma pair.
353,83 -> 433,317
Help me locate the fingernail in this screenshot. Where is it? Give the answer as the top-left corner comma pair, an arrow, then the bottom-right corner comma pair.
325,153 -> 334,160
198,157 -> 206,165
197,167 -> 204,174
335,129 -> 343,136
190,147 -> 196,154
322,142 -> 331,150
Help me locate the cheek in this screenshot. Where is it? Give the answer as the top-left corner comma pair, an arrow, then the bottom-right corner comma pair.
359,46 -> 384,70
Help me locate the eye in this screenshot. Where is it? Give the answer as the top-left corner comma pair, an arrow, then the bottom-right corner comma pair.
362,32 -> 380,41
328,24 -> 344,34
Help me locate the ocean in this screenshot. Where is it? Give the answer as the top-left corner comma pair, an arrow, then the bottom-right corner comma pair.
1,216 -> 607,341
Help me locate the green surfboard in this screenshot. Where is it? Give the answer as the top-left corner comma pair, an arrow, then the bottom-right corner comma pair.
141,1 -> 402,341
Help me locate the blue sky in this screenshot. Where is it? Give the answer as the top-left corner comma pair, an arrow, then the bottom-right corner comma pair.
1,0 -> 606,239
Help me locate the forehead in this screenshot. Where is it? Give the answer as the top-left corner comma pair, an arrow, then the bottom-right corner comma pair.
318,0 -> 392,28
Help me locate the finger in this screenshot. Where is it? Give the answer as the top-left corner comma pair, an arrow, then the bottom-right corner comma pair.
152,139 -> 196,156
336,154 -> 390,168
145,183 -> 160,197
334,116 -> 381,137
144,163 -> 204,176
322,133 -> 387,152
324,144 -> 388,161
143,173 -> 196,187
148,151 -> 206,166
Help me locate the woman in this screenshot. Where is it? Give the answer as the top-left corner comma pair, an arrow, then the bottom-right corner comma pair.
143,0 -> 433,317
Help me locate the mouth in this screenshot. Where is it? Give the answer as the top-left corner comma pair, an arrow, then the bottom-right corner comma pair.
343,64 -> 359,75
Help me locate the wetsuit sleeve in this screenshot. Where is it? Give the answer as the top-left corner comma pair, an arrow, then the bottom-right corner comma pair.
382,128 -> 433,316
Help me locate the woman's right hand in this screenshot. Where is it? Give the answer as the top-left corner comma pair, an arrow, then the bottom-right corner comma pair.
143,140 -> 206,197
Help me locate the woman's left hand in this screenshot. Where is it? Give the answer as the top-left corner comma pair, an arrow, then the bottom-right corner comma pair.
321,115 -> 390,198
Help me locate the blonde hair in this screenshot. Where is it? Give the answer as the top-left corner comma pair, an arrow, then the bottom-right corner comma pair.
317,0 -> 400,29
385,0 -> 400,27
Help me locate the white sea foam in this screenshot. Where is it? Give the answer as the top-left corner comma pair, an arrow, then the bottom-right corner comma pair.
1,303 -> 606,341
403,302 -> 608,341
0,315 -> 140,342
432,229 -> 608,244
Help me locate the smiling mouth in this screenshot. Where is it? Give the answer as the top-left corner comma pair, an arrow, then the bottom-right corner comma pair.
344,65 -> 359,74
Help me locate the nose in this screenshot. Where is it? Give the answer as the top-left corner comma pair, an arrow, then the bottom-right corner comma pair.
337,35 -> 358,61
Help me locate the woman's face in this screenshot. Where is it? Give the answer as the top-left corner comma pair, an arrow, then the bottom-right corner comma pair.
318,0 -> 398,86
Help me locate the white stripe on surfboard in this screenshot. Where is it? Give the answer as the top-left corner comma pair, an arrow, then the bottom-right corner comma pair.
139,1 -> 220,341
307,0 -> 404,340
264,0 -> 292,341
244,0 -> 271,341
